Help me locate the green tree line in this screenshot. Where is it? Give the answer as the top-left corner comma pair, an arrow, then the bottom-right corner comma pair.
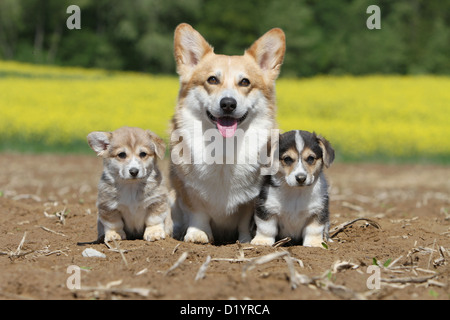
0,0 -> 449,76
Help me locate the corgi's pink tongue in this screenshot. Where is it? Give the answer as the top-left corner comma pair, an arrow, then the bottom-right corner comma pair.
217,117 -> 238,138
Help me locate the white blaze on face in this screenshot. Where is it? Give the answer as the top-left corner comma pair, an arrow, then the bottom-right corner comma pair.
286,131 -> 307,187
295,130 -> 304,153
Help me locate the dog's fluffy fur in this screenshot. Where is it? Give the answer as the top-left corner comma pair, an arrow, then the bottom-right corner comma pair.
87,127 -> 172,243
251,130 -> 335,247
170,23 -> 285,244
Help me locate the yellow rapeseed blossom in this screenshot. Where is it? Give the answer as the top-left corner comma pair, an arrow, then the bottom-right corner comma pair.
276,76 -> 450,159
0,61 -> 449,161
0,61 -> 178,147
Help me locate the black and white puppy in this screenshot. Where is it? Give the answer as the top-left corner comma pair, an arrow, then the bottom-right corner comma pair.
251,130 -> 335,247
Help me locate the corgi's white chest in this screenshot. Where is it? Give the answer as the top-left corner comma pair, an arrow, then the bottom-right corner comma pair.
275,177 -> 327,238
188,163 -> 261,215
117,183 -> 146,234
179,116 -> 266,215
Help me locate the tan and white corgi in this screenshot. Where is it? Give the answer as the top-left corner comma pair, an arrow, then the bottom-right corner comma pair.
170,23 -> 285,244
87,126 -> 172,243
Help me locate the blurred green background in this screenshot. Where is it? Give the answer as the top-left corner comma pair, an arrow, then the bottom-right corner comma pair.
1,0 -> 449,77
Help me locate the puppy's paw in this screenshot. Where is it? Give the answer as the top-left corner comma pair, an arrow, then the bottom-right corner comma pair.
251,235 -> 275,246
184,228 -> 211,244
144,225 -> 166,242
104,230 -> 126,243
302,235 -> 325,248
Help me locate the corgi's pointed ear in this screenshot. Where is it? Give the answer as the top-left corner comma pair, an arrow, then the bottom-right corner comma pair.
317,135 -> 335,168
246,28 -> 286,80
174,23 -> 213,77
146,130 -> 166,160
87,131 -> 112,157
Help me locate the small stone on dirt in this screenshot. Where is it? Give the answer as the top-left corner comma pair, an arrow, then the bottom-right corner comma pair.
82,248 -> 106,258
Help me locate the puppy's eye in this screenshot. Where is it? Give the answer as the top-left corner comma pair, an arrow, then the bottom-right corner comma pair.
306,156 -> 315,164
282,156 -> 294,165
239,78 -> 250,87
139,152 -> 147,158
207,76 -> 219,85
117,152 -> 127,159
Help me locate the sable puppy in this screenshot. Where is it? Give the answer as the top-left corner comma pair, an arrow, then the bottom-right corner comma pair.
251,130 -> 335,247
87,126 -> 172,243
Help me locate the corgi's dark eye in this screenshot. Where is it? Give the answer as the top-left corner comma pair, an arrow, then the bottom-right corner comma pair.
239,78 -> 250,87
282,156 -> 293,165
117,152 -> 127,159
207,76 -> 219,85
139,152 -> 147,158
306,156 -> 315,164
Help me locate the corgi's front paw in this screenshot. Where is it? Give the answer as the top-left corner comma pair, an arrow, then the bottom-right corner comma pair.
251,235 -> 275,246
105,230 -> 126,243
184,228 -> 211,244
144,225 -> 166,242
302,235 -> 325,248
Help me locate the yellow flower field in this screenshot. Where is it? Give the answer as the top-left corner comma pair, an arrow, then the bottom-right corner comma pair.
0,61 -> 449,161
276,76 -> 450,160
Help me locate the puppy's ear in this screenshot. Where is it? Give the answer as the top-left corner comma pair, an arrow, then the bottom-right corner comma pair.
174,23 -> 213,78
87,132 -> 112,157
269,135 -> 281,175
317,135 -> 335,168
245,28 -> 286,80
147,130 -> 166,160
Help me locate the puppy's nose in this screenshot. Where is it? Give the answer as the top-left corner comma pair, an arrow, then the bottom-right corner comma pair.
129,168 -> 139,177
295,174 -> 306,185
220,97 -> 237,113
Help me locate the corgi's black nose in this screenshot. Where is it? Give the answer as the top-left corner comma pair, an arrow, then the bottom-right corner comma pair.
129,168 -> 139,177
220,97 -> 237,113
295,174 -> 306,185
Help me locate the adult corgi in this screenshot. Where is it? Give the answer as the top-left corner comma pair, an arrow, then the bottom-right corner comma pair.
170,23 -> 285,244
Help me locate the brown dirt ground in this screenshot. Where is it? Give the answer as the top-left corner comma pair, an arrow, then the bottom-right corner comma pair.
0,153 -> 449,300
